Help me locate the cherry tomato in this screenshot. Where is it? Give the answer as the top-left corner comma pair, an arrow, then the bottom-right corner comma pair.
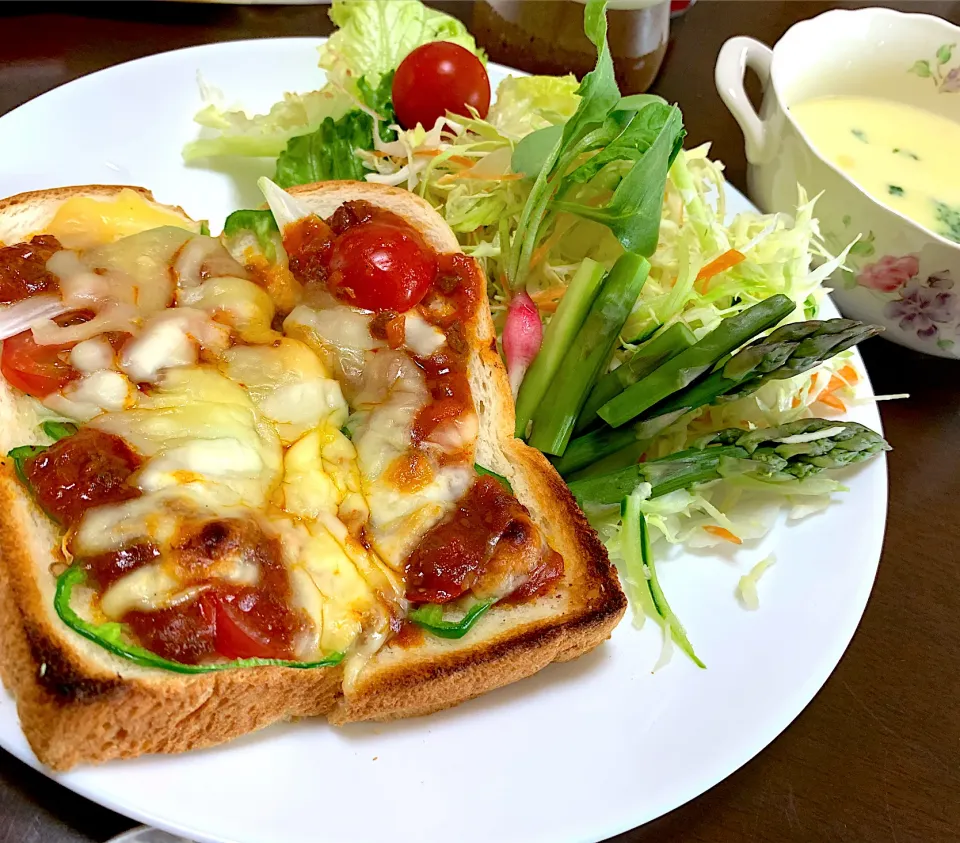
212,588 -> 295,661
1,329 -> 76,398
392,42 -> 491,130
327,220 -> 437,312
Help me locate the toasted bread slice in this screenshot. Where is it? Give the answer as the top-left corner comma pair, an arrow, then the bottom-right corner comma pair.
281,183 -> 625,723
0,183 -> 625,769
0,186 -> 344,771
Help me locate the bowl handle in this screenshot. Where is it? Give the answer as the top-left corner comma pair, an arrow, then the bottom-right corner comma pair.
715,36 -> 774,163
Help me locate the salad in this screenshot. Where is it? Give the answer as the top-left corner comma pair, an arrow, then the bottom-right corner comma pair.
185,0 -> 890,666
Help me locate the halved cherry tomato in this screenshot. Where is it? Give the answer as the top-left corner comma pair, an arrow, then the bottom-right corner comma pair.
1,329 -> 76,398
212,588 -> 296,661
125,595 -> 218,666
327,220 -> 437,313
392,42 -> 491,130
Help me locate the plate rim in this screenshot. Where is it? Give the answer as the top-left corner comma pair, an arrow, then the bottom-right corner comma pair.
0,35 -> 888,843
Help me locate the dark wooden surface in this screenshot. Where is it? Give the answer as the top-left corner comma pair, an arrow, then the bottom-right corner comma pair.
1,2 -> 959,842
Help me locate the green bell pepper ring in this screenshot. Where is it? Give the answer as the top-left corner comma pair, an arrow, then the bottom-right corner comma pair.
55,566 -> 343,674
408,599 -> 496,640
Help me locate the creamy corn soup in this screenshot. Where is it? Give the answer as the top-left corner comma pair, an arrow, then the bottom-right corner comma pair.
790,95 -> 960,244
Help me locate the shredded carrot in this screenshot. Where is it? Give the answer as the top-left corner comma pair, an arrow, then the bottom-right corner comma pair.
838,364 -> 860,385
815,368 -> 855,412
694,249 -> 746,293
412,148 -> 443,158
529,228 -> 568,270
702,525 -> 742,545
530,285 -> 567,313
826,374 -> 847,394
791,395 -> 802,409
448,154 -> 474,167
817,391 -> 846,412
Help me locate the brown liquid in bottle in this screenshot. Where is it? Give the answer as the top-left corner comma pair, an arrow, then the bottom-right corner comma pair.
471,0 -> 670,94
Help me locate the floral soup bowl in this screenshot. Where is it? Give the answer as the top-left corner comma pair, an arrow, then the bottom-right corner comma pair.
716,7 -> 960,358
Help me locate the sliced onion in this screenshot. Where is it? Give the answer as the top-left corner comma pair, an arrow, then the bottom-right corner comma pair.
46,250 -> 116,307
173,235 -> 246,289
365,165 -> 417,188
0,295 -> 70,341
31,301 -> 139,346
258,177 -> 311,232
465,145 -> 513,178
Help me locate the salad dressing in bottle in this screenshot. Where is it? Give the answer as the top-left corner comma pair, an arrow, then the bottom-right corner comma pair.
471,0 -> 670,93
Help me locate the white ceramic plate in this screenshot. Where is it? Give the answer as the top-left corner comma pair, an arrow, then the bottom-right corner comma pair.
0,38 -> 886,843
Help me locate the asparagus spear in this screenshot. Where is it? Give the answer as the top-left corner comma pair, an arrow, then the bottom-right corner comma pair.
551,424 -> 641,477
598,294 -> 796,428
567,445 -> 747,506
564,438 -> 649,481
576,322 -> 696,433
529,253 -> 650,456
563,315 -> 880,469
721,417 -> 891,479
568,419 -> 890,507
646,319 -> 882,420
515,258 -> 607,438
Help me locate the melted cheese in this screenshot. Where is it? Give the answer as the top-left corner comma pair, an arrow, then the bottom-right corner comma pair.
285,305 -> 384,354
217,341 -> 347,445
98,556 -> 259,620
100,563 -> 181,619
69,337 -> 114,374
72,488 -> 250,557
120,311 -> 204,384
404,313 -> 446,357
44,370 -> 136,422
89,367 -> 283,509
286,300 -> 476,571
137,439 -> 267,492
351,363 -> 473,568
179,276 -> 277,344
282,520 -> 378,656
44,189 -> 195,249
283,425 -> 368,525
367,465 -> 474,567
23,207 -> 487,667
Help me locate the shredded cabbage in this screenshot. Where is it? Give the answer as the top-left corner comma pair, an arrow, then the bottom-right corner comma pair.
737,554 -> 776,610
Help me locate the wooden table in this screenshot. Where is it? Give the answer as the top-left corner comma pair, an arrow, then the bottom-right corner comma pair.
1,2 -> 959,841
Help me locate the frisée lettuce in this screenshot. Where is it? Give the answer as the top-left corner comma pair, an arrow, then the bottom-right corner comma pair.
321,0 -> 483,93
183,0 -> 482,162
